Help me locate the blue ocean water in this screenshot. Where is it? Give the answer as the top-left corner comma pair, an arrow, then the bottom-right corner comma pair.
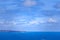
0,32 -> 60,40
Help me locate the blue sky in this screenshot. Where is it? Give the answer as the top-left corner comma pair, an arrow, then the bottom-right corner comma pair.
0,0 -> 60,32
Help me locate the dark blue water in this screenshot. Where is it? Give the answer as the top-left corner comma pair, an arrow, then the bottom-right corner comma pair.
0,32 -> 60,40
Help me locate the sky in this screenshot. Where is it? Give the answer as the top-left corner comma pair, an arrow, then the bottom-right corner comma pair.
0,0 -> 60,32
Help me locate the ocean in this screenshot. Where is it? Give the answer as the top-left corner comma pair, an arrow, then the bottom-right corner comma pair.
0,32 -> 60,40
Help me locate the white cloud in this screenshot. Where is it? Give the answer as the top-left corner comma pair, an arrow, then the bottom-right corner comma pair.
28,20 -> 39,25
12,16 -> 29,26
48,18 -> 57,23
26,17 -> 47,26
23,0 -> 37,7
